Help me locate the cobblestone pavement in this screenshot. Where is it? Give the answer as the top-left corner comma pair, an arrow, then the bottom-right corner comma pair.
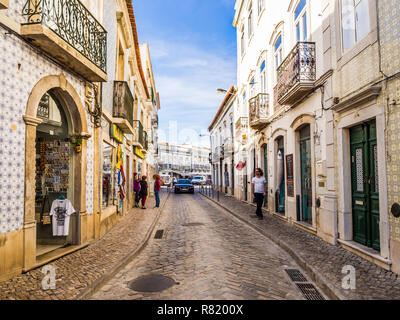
200,191 -> 400,300
0,192 -> 168,300
91,191 -> 324,300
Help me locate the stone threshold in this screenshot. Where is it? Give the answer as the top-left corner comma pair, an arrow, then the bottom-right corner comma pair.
337,239 -> 392,271
23,243 -> 90,273
293,221 -> 317,235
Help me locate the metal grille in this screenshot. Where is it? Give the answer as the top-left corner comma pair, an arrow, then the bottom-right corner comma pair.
296,283 -> 325,300
356,148 -> 364,192
285,269 -> 307,282
154,229 -> 164,239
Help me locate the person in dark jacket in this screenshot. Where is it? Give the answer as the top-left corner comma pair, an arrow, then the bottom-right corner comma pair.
139,176 -> 149,209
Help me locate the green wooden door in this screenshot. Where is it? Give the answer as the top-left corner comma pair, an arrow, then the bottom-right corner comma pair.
350,121 -> 380,251
263,144 -> 268,207
300,126 -> 312,223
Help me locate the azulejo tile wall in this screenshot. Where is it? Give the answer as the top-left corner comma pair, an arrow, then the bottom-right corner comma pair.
0,25 -> 92,234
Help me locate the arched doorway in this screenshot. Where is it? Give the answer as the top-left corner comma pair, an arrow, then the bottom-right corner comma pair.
23,75 -> 88,269
34,91 -> 78,255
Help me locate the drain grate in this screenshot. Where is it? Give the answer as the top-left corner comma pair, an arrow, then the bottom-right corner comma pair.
296,283 -> 325,300
154,229 -> 164,239
285,269 -> 308,282
182,223 -> 204,227
128,274 -> 177,292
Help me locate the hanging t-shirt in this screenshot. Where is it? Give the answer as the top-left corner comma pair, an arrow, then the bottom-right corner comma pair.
252,176 -> 267,194
50,199 -> 75,236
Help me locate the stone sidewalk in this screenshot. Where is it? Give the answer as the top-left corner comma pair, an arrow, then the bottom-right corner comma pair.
200,191 -> 400,300
0,191 -> 169,300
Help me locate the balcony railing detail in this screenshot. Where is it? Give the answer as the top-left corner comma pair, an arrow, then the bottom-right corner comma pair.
249,93 -> 269,127
275,42 -> 316,105
132,120 -> 144,147
113,81 -> 134,128
223,137 -> 234,155
143,131 -> 148,151
22,0 -> 107,72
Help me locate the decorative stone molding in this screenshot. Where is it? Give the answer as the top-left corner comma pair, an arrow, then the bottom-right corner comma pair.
22,115 -> 42,127
333,86 -> 382,113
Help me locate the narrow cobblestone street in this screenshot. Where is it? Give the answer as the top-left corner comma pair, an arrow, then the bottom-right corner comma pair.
91,190 -> 323,300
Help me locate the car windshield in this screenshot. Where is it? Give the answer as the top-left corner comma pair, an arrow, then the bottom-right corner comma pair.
178,179 -> 190,184
193,177 -> 202,180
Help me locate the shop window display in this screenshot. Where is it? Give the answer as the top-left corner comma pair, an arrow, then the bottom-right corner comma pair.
34,91 -> 76,254
102,142 -> 115,207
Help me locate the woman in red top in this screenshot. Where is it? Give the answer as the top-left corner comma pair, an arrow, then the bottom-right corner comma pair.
153,174 -> 161,208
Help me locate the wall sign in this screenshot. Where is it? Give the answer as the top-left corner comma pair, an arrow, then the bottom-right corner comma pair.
134,146 -> 145,159
286,154 -> 294,197
110,124 -> 123,144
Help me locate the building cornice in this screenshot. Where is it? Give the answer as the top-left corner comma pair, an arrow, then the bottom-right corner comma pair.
332,86 -> 382,113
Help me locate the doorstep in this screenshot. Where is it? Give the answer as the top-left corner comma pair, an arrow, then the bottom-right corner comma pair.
23,243 -> 90,273
337,239 -> 392,271
293,220 -> 317,236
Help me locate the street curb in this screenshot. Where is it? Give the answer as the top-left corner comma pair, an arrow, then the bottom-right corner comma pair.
200,192 -> 347,301
76,191 -> 171,300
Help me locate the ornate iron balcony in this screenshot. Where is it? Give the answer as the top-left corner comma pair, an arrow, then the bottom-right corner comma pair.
249,93 -> 270,129
22,0 -> 107,80
274,42 -> 316,106
113,81 -> 134,131
143,131 -> 149,151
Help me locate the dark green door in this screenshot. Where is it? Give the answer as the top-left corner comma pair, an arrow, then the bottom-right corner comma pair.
350,121 -> 380,251
300,126 -> 312,223
263,144 -> 268,207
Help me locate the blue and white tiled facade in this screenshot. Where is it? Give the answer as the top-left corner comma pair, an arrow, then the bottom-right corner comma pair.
0,1 -> 95,234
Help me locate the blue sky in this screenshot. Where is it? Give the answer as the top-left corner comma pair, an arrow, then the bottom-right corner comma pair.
133,0 -> 237,147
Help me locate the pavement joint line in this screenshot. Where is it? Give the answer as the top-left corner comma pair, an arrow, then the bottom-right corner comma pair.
76,191 -> 171,300
199,192 -> 344,301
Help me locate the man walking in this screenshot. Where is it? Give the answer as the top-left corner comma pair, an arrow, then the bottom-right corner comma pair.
153,174 -> 161,208
251,168 -> 267,220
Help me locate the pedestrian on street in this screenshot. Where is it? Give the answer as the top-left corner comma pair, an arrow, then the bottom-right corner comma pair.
139,175 -> 149,209
133,173 -> 141,208
153,174 -> 161,208
251,168 -> 267,220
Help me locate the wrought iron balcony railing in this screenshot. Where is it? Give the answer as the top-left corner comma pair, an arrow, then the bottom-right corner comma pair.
132,120 -> 145,148
113,81 -> 134,130
274,42 -> 316,106
143,131 -> 148,151
22,0 -> 107,78
249,93 -> 269,129
223,137 -> 234,155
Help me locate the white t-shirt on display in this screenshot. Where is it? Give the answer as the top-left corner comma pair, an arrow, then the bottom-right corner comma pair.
50,199 -> 75,236
252,176 -> 267,194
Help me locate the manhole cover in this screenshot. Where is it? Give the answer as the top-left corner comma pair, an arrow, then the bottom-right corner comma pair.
127,275 -> 177,292
182,223 -> 204,227
154,229 -> 164,239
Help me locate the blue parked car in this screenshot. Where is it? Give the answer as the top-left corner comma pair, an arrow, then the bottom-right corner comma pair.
174,179 -> 195,194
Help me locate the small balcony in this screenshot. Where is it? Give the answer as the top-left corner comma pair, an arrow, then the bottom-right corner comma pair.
249,93 -> 270,129
274,42 -> 316,106
113,81 -> 134,133
132,120 -> 145,149
223,137 -> 234,155
21,0 -> 107,82
142,131 -> 149,152
0,0 -> 9,9
212,146 -> 224,163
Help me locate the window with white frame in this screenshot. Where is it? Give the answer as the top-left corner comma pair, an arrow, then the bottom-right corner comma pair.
260,60 -> 267,93
258,0 -> 264,16
250,77 -> 256,97
341,0 -> 370,50
274,35 -> 283,70
294,0 -> 307,42
241,26 -> 245,56
248,3 -> 253,38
